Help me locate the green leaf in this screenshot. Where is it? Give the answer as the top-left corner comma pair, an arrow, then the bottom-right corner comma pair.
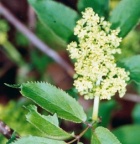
0,19 -> 9,32
0,100 -> 43,136
28,0 -> 79,43
26,105 -> 73,140
132,104 -> 140,124
113,125 -> 140,144
77,0 -> 109,17
94,126 -> 121,144
110,0 -> 140,38
99,100 -> 116,127
11,136 -> 66,144
0,134 -> 7,144
15,32 -> 29,47
35,20 -> 67,49
5,83 -> 21,88
2,41 -> 25,66
118,55 -> 140,83
30,50 -> 53,74
19,82 -> 87,123
91,133 -> 100,144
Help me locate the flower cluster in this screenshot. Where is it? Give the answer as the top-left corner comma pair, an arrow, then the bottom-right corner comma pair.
67,8 -> 129,100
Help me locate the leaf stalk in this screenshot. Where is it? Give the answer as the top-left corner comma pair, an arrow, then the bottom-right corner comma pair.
92,96 -> 100,122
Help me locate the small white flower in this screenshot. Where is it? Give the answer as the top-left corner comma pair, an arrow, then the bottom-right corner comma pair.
67,7 -> 129,100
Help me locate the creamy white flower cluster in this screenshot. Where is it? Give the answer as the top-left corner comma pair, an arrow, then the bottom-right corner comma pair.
67,8 -> 129,100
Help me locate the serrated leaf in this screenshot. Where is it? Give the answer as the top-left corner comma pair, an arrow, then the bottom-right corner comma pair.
42,113 -> 59,127
20,82 -> 87,123
118,55 -> 140,83
11,136 -> 66,144
28,0 -> 79,43
77,0 -> 109,17
94,126 -> 121,144
113,125 -> 140,144
5,83 -> 21,88
110,0 -> 140,38
26,105 -> 73,140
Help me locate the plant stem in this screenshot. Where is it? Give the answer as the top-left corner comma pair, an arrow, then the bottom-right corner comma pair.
0,120 -> 19,139
92,96 -> 100,122
67,125 -> 90,144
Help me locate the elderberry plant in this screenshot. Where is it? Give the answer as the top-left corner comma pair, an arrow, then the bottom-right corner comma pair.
4,0 -> 140,143
6,8 -> 128,144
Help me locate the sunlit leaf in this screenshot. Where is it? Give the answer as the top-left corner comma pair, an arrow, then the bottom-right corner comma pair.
91,133 -> 100,144
11,136 -> 66,144
93,127 -> 121,144
11,82 -> 87,123
26,105 -> 73,140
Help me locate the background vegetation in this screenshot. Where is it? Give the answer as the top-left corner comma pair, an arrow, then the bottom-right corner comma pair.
0,0 -> 140,143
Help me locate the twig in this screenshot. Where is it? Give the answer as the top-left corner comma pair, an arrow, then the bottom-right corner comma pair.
123,93 -> 140,103
0,3 -> 74,77
27,5 -> 36,50
67,125 -> 90,144
28,6 -> 36,31
0,120 -> 19,139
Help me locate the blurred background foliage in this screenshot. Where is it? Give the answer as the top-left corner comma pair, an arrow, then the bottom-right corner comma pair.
0,0 -> 140,143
